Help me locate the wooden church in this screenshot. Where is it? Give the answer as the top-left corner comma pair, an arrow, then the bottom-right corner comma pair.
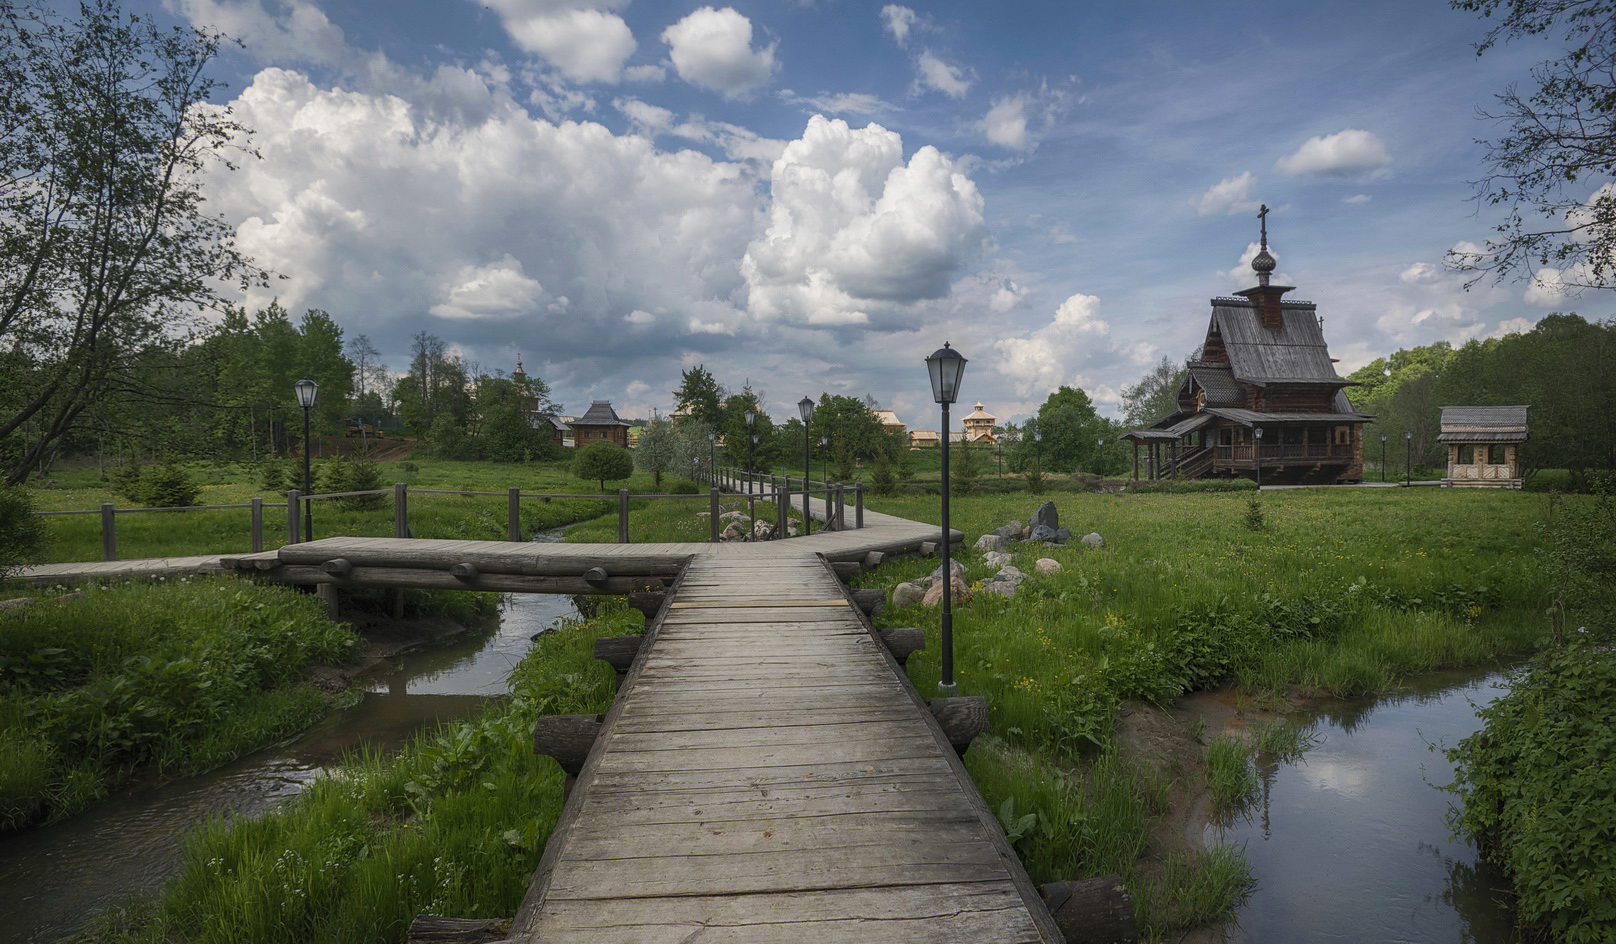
1123,210 -> 1373,485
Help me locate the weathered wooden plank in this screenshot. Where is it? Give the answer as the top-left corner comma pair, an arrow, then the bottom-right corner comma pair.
602,718 -> 934,754
561,813 -> 986,864
571,782 -> 968,827
610,704 -> 916,734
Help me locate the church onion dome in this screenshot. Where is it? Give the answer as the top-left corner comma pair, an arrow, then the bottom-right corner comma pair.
1252,248 -> 1277,275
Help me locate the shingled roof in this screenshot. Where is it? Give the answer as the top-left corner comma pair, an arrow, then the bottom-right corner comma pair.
1186,363 -> 1243,405
1438,405 -> 1529,442
1208,298 -> 1351,386
570,400 -> 631,427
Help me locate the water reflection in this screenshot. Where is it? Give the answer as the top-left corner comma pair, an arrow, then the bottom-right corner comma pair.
0,584 -> 577,944
1207,664 -> 1522,944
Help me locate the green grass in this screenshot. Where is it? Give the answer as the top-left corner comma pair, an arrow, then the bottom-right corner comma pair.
86,601 -> 640,944
1205,735 -> 1258,817
0,579 -> 359,828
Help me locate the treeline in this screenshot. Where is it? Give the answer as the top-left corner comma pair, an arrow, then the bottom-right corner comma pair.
1346,313 -> 1615,475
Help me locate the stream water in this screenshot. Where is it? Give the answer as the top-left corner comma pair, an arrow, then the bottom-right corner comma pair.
0,550 -> 577,944
1206,663 -> 1523,943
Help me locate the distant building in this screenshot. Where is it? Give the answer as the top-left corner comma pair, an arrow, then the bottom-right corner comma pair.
961,403 -> 998,444
909,429 -> 941,448
568,400 -> 632,447
512,358 -> 567,446
1440,406 -> 1528,488
873,409 -> 906,437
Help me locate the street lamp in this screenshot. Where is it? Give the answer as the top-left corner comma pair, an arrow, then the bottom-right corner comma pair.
1380,432 -> 1388,484
798,396 -> 815,535
1095,436 -> 1104,479
708,429 -> 717,486
1254,426 -> 1264,490
744,407 -> 756,475
925,341 -> 967,697
1405,429 -> 1413,486
294,379 -> 318,541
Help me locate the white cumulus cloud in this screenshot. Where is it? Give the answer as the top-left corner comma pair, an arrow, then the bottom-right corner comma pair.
981,93 -> 1032,150
741,115 -> 987,328
662,6 -> 778,99
430,256 -> 545,320
493,6 -> 638,83
994,293 -> 1113,397
880,5 -> 919,46
914,50 -> 972,98
1275,129 -> 1391,177
1193,172 -> 1259,217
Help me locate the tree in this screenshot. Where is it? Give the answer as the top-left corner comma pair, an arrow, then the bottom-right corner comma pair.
674,365 -> 725,429
635,413 -> 678,489
1447,0 -> 1616,291
0,1 -> 265,485
0,485 -> 47,579
1036,386 -> 1106,472
1120,356 -> 1187,428
809,394 -> 884,466
572,440 -> 633,491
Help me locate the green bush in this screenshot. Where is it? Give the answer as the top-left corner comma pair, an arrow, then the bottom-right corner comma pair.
1446,641 -> 1616,944
138,463 -> 201,508
1127,477 -> 1258,494
667,478 -> 700,495
1524,469 -> 1574,492
258,461 -> 285,492
0,486 -> 48,579
325,456 -> 386,510
572,441 -> 633,492
111,456 -> 143,501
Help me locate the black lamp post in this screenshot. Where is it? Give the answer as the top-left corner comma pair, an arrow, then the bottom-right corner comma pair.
1254,426 -> 1264,490
925,342 -> 967,697
1380,432 -> 1388,484
294,378 -> 318,541
1095,436 -> 1104,479
798,396 -> 814,534
744,407 -> 755,475
1405,429 -> 1413,486
708,429 -> 717,486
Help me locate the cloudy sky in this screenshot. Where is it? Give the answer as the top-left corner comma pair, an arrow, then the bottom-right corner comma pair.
146,0 -> 1589,424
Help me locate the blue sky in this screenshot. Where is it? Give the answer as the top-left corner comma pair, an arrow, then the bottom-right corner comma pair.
139,0 -> 1589,425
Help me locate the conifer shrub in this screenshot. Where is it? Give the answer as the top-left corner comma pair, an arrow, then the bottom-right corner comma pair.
870,451 -> 896,496
111,455 -> 143,502
0,486 -> 48,580
138,462 -> 201,508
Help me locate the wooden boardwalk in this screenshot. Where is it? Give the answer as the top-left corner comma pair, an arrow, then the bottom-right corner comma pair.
511,553 -> 1058,943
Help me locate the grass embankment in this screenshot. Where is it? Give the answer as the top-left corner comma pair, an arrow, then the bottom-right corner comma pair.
0,580 -> 358,829
85,600 -> 637,944
30,460 -> 676,563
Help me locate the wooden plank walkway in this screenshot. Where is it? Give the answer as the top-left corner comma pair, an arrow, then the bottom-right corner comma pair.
511,553 -> 1058,943
12,554 -> 228,586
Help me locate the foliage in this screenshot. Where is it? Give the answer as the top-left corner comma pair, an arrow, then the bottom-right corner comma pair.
0,580 -> 355,827
720,385 -> 778,473
673,364 -> 725,429
1445,640 -> 1616,943
950,442 -> 981,494
1120,355 -> 1188,427
667,478 -> 700,495
869,450 -> 896,496
571,441 -> 633,492
810,393 -> 886,466
139,463 -> 201,508
1447,0 -> 1616,292
1035,386 -> 1105,472
1243,496 -> 1265,531
0,0 -> 267,485
0,485 -> 48,579
325,457 -> 386,510
111,456 -> 144,502
1023,457 -> 1044,494
634,414 -> 678,490
258,461 -> 285,493
1127,477 -> 1258,494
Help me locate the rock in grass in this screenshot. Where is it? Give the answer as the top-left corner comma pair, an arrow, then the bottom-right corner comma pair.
1081,532 -> 1105,549
930,558 -> 967,585
973,533 -> 1006,553
981,566 -> 1025,599
1035,558 -> 1061,575
892,582 -> 926,608
1031,501 -> 1059,531
1029,524 -> 1060,543
994,520 -> 1024,542
921,574 -> 971,607
983,550 -> 1013,569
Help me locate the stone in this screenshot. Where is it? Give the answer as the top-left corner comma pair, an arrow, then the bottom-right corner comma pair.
981,568 -> 1025,599
993,520 -> 1024,542
1028,524 -> 1060,544
751,520 -> 774,540
983,550 -> 1013,569
1020,525 -> 1031,541
930,558 -> 967,585
721,523 -> 743,541
1031,500 -> 1059,531
1081,532 -> 1105,549
891,582 -> 926,608
973,533 -> 1006,553
921,574 -> 971,607
995,565 -> 1026,581
720,510 -> 751,523
696,511 -> 711,520
1035,558 -> 1062,575
863,551 -> 886,569
1054,526 -> 1071,545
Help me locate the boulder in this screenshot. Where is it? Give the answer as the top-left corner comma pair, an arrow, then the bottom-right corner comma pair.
1031,501 -> 1059,531
973,533 -> 1006,553
721,523 -> 743,541
921,574 -> 971,607
751,520 -> 774,540
696,511 -> 711,520
930,558 -> 967,585
1054,526 -> 1071,544
891,582 -> 927,608
1028,524 -> 1060,544
1034,558 -> 1062,575
996,565 -> 1026,581
993,520 -> 1024,542
982,550 -> 1014,569
981,567 -> 1025,599
1080,532 -> 1105,549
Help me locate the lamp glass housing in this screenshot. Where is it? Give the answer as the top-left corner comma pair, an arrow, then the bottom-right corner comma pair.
798,397 -> 814,423
745,409 -> 755,426
294,378 -> 318,409
925,343 -> 967,404
1254,427 -> 1264,440
1405,430 -> 1413,440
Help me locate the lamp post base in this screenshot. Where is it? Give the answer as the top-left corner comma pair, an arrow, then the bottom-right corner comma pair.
936,680 -> 958,697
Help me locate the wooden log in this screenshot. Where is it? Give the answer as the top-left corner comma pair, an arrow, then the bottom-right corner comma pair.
862,550 -> 886,569
593,635 -> 644,690
929,695 -> 989,755
625,591 -> 665,619
404,916 -> 510,944
532,714 -> 604,799
252,558 -> 283,571
246,564 -> 664,595
582,566 -> 609,586
920,541 -> 939,555
320,558 -> 353,577
274,541 -> 688,577
450,562 -> 480,582
317,583 -> 340,620
876,626 -> 926,666
850,587 -> 885,619
1038,875 -> 1137,944
829,561 -> 862,583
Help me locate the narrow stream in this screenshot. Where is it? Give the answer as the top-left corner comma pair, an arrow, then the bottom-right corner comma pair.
0,536 -> 578,944
1207,663 -> 1523,943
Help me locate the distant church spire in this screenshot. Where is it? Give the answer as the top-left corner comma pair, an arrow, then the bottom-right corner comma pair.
1251,204 -> 1277,287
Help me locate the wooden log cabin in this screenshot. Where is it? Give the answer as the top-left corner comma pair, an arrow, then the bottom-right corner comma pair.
568,400 -> 632,448
1123,210 -> 1372,485
1440,405 -> 1528,488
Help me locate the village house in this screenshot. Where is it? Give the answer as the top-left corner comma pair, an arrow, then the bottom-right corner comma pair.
873,409 -> 906,438
960,403 -> 998,445
568,400 -> 632,447
1122,210 -> 1372,484
1440,405 -> 1529,488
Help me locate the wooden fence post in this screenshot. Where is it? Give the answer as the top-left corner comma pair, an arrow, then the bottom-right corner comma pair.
709,488 -> 721,542
776,480 -> 787,540
393,483 -> 408,538
288,490 -> 301,544
855,483 -> 864,529
100,503 -> 116,561
835,484 -> 845,531
617,489 -> 630,544
507,487 -> 521,542
251,497 -> 264,552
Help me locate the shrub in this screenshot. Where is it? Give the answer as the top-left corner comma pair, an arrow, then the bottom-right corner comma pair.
111,455 -> 143,501
1024,459 -> 1045,494
951,444 -> 981,494
1243,496 -> 1265,531
869,451 -> 896,496
572,441 -> 633,492
139,462 -> 201,508
0,486 -> 48,579
1445,641 -> 1616,944
1127,477 -> 1258,494
667,478 -> 700,495
258,461 -> 285,492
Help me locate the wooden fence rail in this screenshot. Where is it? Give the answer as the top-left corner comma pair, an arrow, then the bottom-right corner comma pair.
36,474 -> 865,562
